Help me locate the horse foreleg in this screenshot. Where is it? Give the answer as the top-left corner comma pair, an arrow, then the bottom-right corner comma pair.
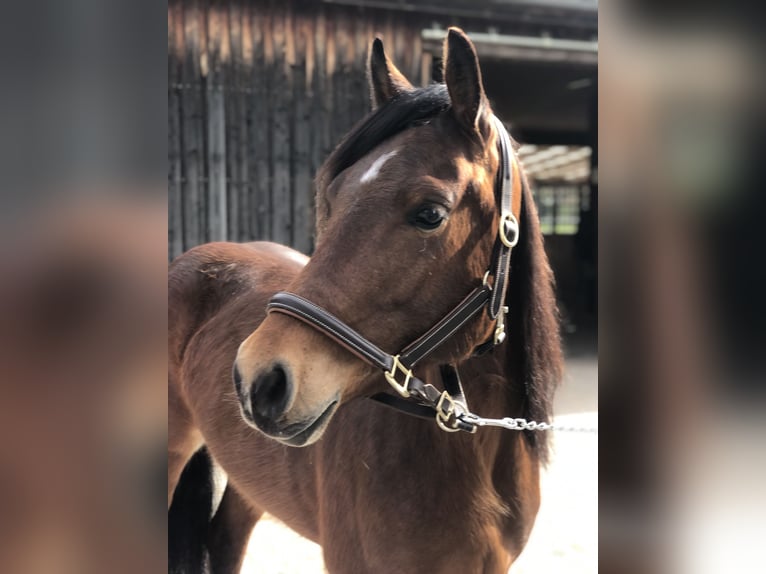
207,484 -> 262,574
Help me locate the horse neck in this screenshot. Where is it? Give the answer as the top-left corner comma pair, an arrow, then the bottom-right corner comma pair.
463,348 -> 527,424
400,352 -> 532,493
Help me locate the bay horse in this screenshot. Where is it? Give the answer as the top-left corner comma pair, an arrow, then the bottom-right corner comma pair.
169,28 -> 562,573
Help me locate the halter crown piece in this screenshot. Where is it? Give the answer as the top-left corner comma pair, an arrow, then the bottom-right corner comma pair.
267,116 -> 519,433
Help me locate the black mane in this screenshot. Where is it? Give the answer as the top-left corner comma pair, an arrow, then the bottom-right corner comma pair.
317,84 -> 451,191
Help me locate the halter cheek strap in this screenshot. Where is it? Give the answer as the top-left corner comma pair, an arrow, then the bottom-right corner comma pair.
266,116 -> 519,433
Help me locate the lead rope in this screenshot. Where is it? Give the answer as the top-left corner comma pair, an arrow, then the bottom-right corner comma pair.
458,411 -> 598,434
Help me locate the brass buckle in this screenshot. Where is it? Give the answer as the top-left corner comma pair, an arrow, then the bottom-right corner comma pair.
499,212 -> 519,248
384,355 -> 413,398
435,391 -> 462,433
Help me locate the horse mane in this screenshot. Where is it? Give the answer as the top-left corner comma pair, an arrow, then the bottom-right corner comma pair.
506,169 -> 564,464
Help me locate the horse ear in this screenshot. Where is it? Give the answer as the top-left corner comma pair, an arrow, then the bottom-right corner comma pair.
368,38 -> 413,109
443,28 -> 489,136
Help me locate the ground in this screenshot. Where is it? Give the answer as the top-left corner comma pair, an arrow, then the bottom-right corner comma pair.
242,356 -> 598,573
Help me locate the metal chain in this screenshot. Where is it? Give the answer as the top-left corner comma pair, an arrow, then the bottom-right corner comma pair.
458,413 -> 598,434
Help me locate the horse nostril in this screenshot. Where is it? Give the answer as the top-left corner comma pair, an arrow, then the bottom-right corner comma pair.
251,365 -> 291,422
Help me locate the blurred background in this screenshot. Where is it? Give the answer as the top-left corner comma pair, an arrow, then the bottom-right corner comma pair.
0,0 -> 167,572
599,2 -> 766,574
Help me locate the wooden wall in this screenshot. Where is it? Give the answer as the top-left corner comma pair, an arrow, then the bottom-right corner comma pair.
168,0 -> 428,259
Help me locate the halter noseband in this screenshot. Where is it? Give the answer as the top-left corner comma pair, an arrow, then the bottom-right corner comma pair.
267,116 -> 519,433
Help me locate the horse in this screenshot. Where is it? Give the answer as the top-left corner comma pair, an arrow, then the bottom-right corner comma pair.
168,28 -> 562,573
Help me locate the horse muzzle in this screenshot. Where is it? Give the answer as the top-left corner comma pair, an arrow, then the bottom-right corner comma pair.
233,356 -> 341,446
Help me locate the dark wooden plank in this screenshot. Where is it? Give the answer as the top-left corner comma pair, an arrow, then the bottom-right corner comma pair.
328,11 -> 339,162
420,50 -> 432,87
410,27 -> 423,83
340,13 -> 357,135
181,0 -> 205,251
316,8 -> 333,164
270,2 -> 292,246
199,0 -> 210,243
248,5 -> 271,241
352,13 -> 369,126
168,1 -> 184,259
384,12 -> 395,75
291,13 -> 313,254
310,6 -> 328,231
240,1 -> 254,242
326,10 -> 340,160
225,0 -> 242,241
333,13 -> 349,152
234,2 -> 251,242
391,22 -> 412,79
206,0 -> 227,242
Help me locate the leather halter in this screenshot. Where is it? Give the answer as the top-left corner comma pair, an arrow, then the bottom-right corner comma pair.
267,116 -> 519,433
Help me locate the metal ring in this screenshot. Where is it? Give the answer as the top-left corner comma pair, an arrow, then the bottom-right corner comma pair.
435,392 -> 463,433
436,416 -> 462,433
499,213 -> 519,248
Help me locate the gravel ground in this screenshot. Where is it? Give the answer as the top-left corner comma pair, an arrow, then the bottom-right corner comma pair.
242,356 -> 597,573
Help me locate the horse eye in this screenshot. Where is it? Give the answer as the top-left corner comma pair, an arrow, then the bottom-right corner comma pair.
411,206 -> 446,231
